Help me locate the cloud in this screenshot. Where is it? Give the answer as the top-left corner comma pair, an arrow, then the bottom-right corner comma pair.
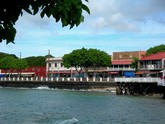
86,0 -> 165,32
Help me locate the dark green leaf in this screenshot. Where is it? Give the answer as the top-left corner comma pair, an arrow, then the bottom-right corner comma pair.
82,4 -> 90,14
23,8 -> 32,15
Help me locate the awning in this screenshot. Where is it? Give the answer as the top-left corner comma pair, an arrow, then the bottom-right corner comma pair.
149,71 -> 161,74
124,71 -> 135,77
0,74 -> 5,78
136,71 -> 161,75
108,72 -> 119,74
50,70 -> 77,74
135,71 -> 148,75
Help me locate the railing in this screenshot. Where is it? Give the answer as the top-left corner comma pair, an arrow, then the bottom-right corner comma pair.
140,65 -> 162,70
114,77 -> 160,83
157,79 -> 165,86
0,77 -> 114,82
108,68 -> 135,71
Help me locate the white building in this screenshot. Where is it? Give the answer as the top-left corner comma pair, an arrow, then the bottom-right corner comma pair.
46,57 -> 76,77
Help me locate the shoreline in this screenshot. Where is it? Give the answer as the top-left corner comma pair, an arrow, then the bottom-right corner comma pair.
0,85 -> 163,99
0,81 -> 164,99
0,80 -> 117,90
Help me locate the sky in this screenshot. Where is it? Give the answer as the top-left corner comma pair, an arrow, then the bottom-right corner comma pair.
1,0 -> 165,58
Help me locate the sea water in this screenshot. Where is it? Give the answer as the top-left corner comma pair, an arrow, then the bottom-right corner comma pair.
0,87 -> 165,124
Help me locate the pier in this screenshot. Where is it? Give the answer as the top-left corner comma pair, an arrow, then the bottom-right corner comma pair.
115,77 -> 165,98
0,77 -> 165,98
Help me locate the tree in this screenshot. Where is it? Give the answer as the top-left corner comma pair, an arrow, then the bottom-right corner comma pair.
0,52 -> 18,60
0,56 -> 28,76
23,56 -> 47,66
131,57 -> 139,72
0,56 -> 17,76
14,59 -> 29,77
146,44 -> 165,55
87,48 -> 111,77
0,56 -> 16,70
63,48 -> 88,76
0,0 -> 90,44
62,48 -> 111,77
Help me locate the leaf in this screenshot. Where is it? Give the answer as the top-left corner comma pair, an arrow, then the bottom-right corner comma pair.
45,6 -> 51,18
40,10 -> 45,18
31,2 -> 39,15
82,4 -> 90,14
23,8 -> 32,15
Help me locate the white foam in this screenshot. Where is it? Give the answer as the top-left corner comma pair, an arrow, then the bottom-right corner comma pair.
33,86 -> 51,90
111,90 -> 116,93
56,118 -> 79,124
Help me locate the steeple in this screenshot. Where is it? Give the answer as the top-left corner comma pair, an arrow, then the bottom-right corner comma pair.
48,49 -> 50,56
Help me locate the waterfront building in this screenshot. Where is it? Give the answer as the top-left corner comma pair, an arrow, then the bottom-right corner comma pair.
46,57 -> 77,78
46,57 -> 109,78
108,51 -> 146,77
0,66 -> 46,77
137,52 -> 165,77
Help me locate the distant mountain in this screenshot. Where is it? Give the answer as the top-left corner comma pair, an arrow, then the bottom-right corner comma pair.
0,52 -> 54,67
0,52 -> 18,59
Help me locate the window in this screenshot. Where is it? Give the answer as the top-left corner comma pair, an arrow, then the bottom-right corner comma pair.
55,63 -> 57,67
61,63 -> 63,67
49,63 -> 51,67
119,55 -> 122,58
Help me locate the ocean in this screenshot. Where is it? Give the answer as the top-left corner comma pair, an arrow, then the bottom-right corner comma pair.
0,87 -> 165,124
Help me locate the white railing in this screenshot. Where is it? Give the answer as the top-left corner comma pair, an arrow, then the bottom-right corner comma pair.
108,68 -> 135,71
114,77 -> 160,83
157,79 -> 165,86
0,77 -> 114,82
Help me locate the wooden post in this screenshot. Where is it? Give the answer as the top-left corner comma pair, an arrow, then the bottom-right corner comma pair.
163,93 -> 165,99
56,77 -> 59,81
80,77 -> 82,82
163,87 -> 165,99
86,77 -> 89,82
93,77 -> 95,82
100,77 -> 102,82
116,86 -> 122,95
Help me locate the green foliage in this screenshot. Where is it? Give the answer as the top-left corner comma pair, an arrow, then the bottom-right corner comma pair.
45,54 -> 54,58
146,44 -> 165,55
14,59 -> 28,70
62,48 -> 111,73
0,0 -> 90,44
23,56 -> 46,66
0,56 -> 16,69
131,57 -> 139,72
0,56 -> 28,71
87,48 -> 111,68
0,52 -> 18,60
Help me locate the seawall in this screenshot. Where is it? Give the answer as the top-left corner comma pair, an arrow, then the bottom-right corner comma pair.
0,81 -> 117,90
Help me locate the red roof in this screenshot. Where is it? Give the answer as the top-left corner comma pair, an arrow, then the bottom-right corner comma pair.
140,52 -> 165,61
112,60 -> 132,65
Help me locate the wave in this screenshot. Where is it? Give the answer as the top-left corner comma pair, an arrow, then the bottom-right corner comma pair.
55,118 -> 79,124
0,86 -> 116,93
33,86 -> 51,90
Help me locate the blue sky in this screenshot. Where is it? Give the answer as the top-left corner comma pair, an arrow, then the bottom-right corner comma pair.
1,0 -> 165,58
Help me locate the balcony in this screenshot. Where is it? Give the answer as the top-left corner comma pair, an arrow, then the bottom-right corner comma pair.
108,67 -> 135,71
140,64 -> 162,70
115,77 -> 160,83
